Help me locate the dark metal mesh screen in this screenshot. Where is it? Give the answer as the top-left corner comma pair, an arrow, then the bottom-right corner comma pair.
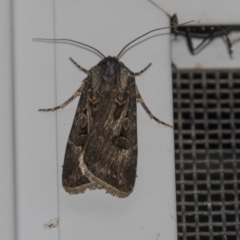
173,69 -> 240,240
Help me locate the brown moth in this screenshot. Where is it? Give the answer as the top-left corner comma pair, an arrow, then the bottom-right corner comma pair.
37,21 -> 190,197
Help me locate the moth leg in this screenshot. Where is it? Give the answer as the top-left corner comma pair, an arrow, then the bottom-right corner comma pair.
133,63 -> 152,76
69,57 -> 89,74
39,85 -> 83,112
135,86 -> 173,128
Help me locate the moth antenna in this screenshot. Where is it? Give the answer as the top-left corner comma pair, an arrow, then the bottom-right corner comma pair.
148,1 -> 178,32
117,20 -> 194,58
33,38 -> 106,58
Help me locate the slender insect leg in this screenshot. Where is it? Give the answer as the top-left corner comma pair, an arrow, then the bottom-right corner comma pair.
133,63 -> 152,76
219,28 -> 233,54
186,27 -> 233,55
171,62 -> 177,70
135,86 -> 173,128
39,84 -> 83,112
69,57 -> 89,74
185,29 -> 214,55
185,30 -> 195,54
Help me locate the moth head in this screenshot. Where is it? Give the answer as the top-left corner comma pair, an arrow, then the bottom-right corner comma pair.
88,56 -> 129,94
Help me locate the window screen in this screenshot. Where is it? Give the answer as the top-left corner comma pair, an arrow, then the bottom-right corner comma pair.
173,69 -> 240,240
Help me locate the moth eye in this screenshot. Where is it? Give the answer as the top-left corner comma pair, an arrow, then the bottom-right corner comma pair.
80,114 -> 88,128
122,118 -> 129,131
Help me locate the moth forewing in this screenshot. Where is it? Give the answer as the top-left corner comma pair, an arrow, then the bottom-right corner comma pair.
61,76 -> 95,194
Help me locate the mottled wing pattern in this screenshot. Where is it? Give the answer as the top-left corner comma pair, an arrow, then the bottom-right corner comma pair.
62,78 -> 97,194
80,75 -> 138,198
63,57 -> 138,198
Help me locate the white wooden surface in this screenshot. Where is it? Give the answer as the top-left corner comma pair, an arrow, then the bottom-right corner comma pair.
0,1 -> 15,240
55,1 -> 174,240
5,0 -> 175,240
2,0 -> 240,240
13,1 -> 58,240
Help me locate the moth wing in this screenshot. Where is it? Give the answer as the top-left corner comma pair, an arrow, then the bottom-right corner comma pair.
80,79 -> 137,198
62,78 -> 98,194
